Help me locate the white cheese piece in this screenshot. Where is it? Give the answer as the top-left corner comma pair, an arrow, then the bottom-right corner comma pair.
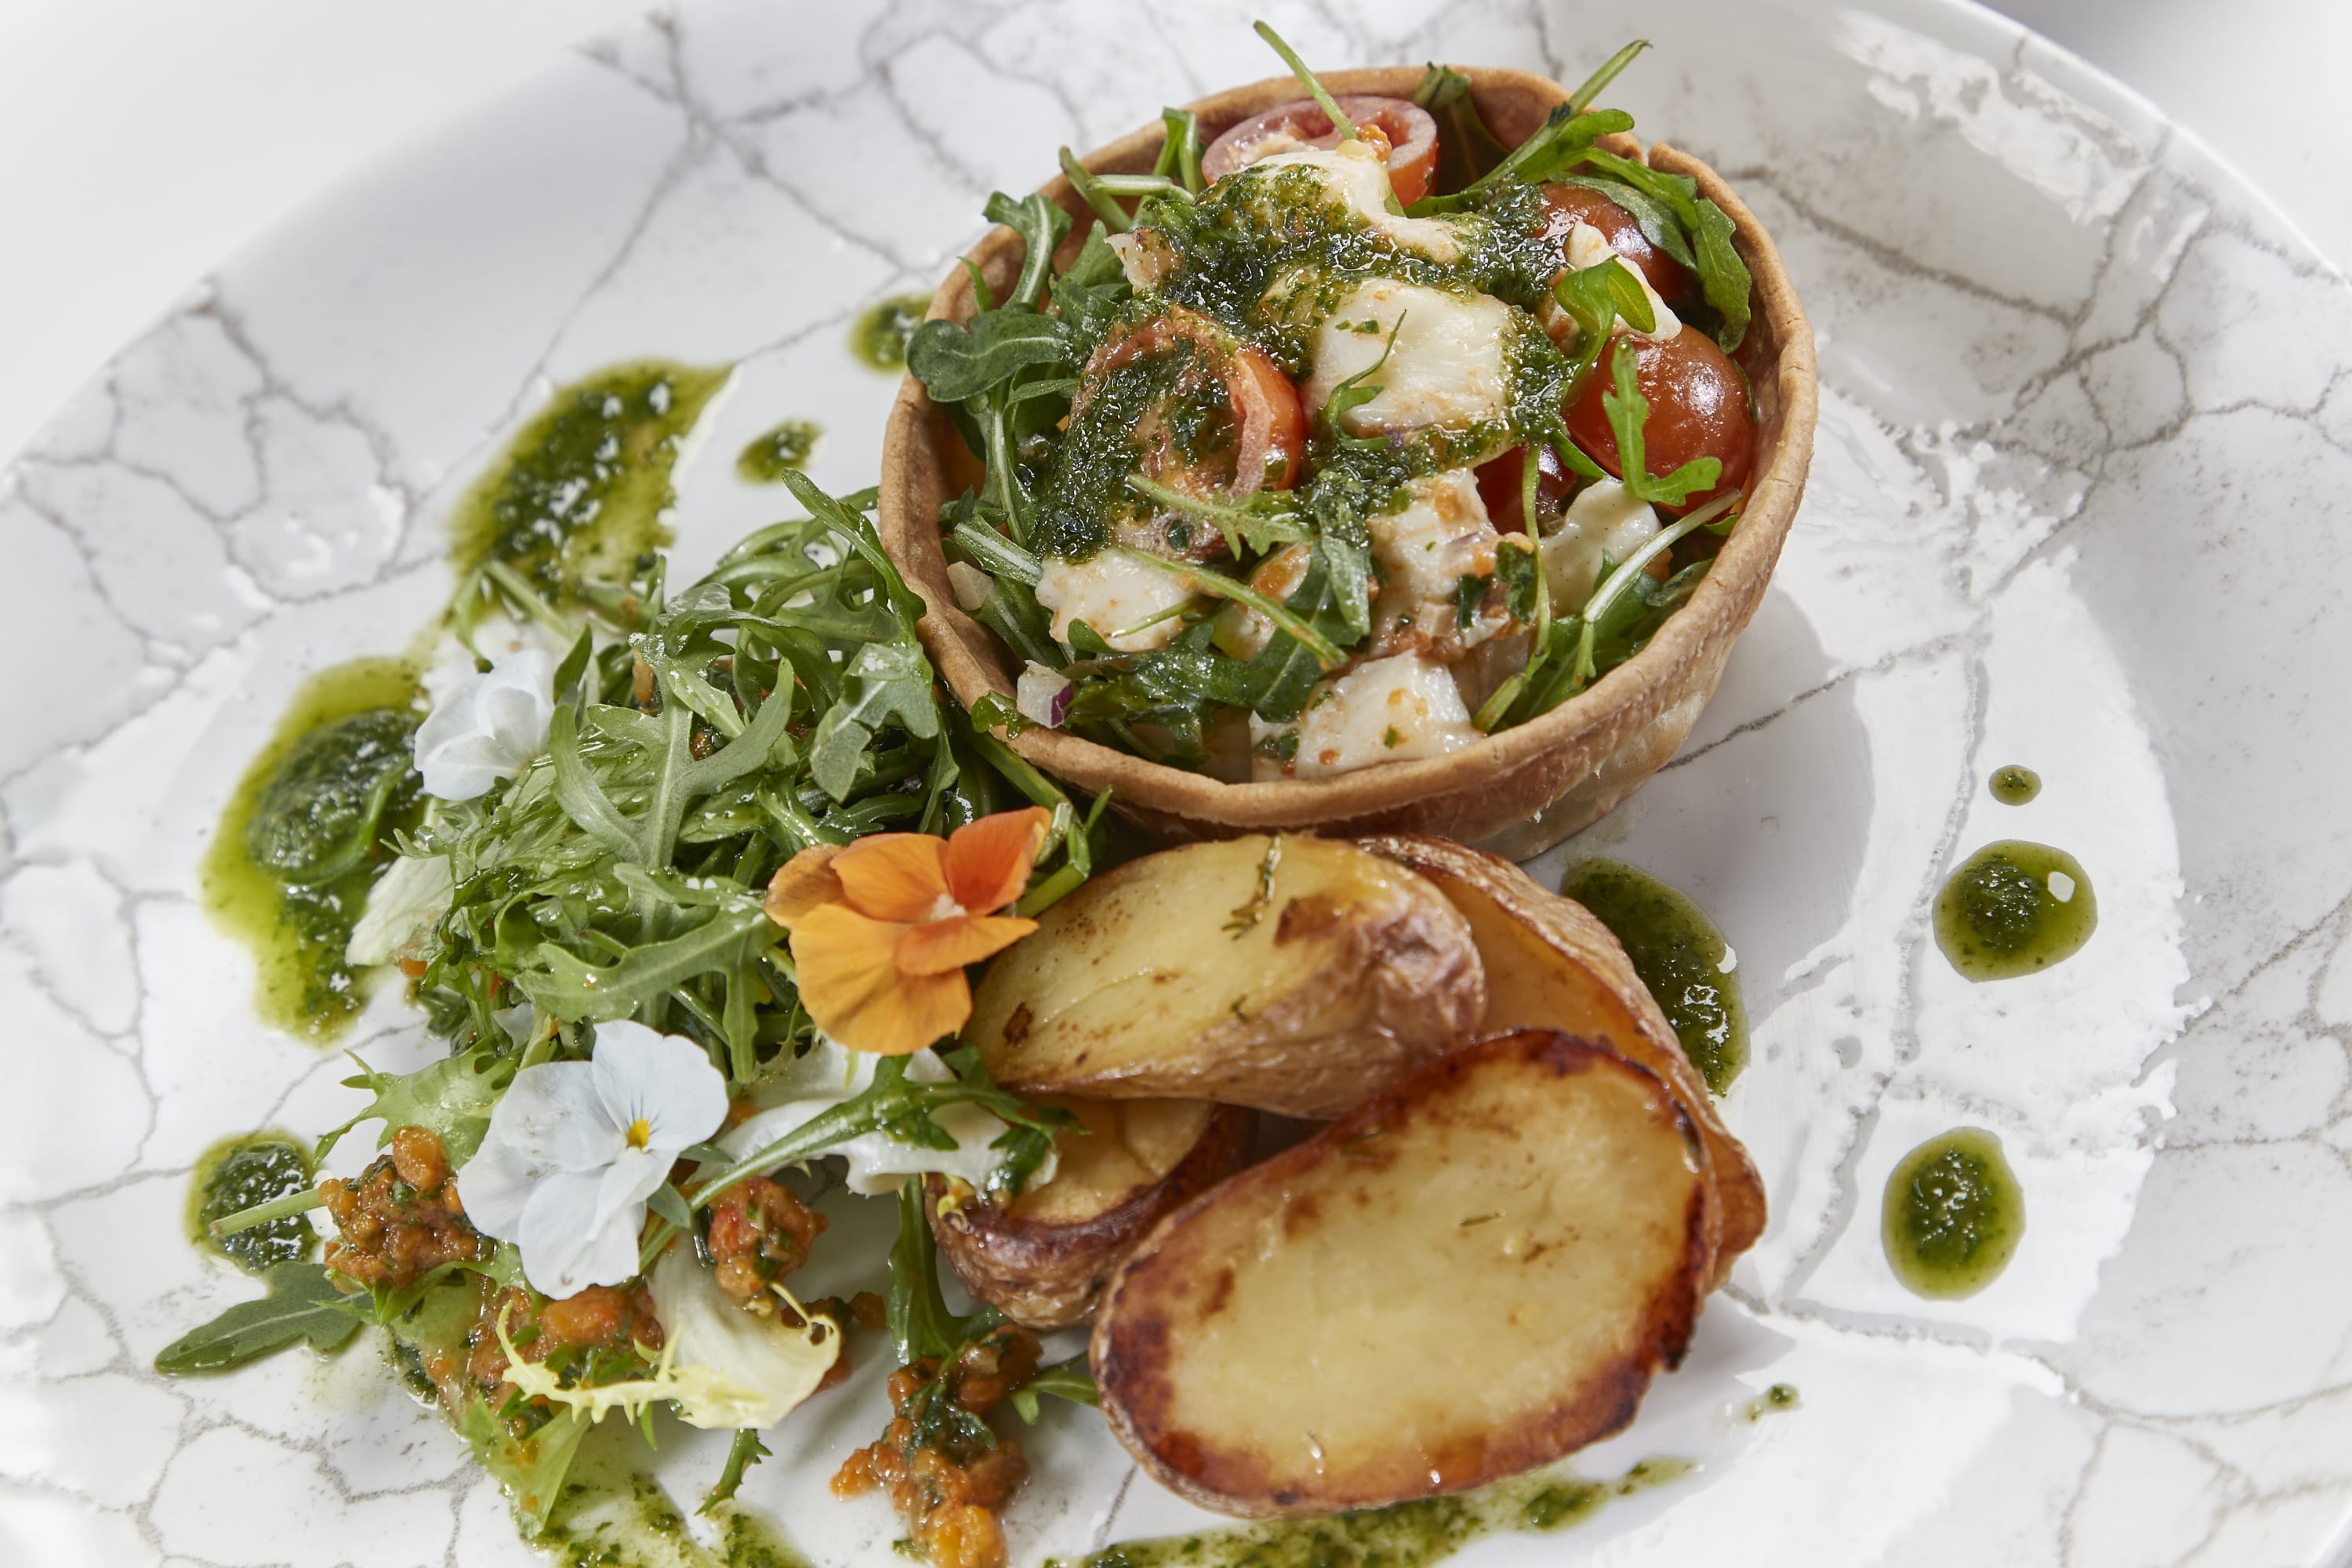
1107,228 -> 1175,291
1253,653 -> 1482,779
1212,543 -> 1313,659
1034,550 -> 1196,652
1541,478 -> 1663,611
1368,470 -> 1508,658
1304,278 -> 1516,436
1246,140 -> 1465,263
1561,221 -> 1682,340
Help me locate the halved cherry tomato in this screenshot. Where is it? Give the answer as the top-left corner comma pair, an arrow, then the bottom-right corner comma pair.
1564,325 -> 1755,516
1537,183 -> 1691,302
1202,96 -> 1439,207
1076,307 -> 1306,538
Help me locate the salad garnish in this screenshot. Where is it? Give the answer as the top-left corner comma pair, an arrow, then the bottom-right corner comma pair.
768,806 -> 1052,1057
172,461 -> 1105,1544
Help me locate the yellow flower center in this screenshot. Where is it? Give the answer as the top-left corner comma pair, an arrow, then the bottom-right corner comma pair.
626,1117 -> 653,1149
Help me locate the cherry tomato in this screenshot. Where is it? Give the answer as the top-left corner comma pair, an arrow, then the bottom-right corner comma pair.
1537,183 -> 1691,302
1564,326 -> 1755,515
1474,441 -> 1572,535
1080,306 -> 1307,505
1202,96 -> 1439,206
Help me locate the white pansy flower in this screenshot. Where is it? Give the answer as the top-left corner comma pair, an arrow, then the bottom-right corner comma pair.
456,1022 -> 728,1298
722,1040 -> 1058,1197
416,647 -> 557,800
344,852 -> 456,967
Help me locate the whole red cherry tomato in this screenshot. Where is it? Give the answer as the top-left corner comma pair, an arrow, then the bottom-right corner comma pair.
1564,326 -> 1755,515
1474,441 -> 1573,535
1536,183 -> 1691,302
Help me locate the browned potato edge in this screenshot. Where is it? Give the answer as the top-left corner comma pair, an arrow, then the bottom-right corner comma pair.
1359,833 -> 1766,1275
927,1104 -> 1259,1330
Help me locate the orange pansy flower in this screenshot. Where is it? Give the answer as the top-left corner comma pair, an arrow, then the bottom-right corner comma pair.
764,807 -> 1052,1056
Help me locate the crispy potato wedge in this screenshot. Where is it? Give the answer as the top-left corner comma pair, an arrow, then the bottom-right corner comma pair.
966,835 -> 1485,1118
1360,834 -> 1766,1276
1091,1029 -> 1711,1518
927,1098 -> 1258,1330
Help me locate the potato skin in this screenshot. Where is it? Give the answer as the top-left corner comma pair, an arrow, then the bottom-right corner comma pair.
1091,1030 -> 1711,1519
927,1102 -> 1258,1330
966,836 -> 1486,1118
1359,833 -> 1766,1276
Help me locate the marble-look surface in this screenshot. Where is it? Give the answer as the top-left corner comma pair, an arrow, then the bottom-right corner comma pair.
2,1 -> 2349,1564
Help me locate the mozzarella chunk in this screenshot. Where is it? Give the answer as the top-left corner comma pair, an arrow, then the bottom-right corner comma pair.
1540,478 -> 1663,610
1108,229 -> 1175,291
1246,140 -> 1464,263
1034,550 -> 1195,652
1369,470 -> 1509,658
1539,222 -> 1683,350
1212,543 -> 1313,659
1305,278 -> 1516,435
1253,653 -> 1481,779
1565,221 -> 1683,339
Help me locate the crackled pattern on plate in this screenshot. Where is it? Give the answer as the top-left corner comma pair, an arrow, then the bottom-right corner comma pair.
4,2 -> 2351,1566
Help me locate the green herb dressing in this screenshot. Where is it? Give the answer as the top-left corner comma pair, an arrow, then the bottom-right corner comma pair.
187,1133 -> 314,1272
735,420 -> 822,482
1735,1383 -> 1801,1422
201,658 -> 423,1039
448,361 -> 729,607
1933,840 -> 2096,981
1988,764 -> 2041,804
1061,1457 -> 1693,1568
542,1435 -> 809,1568
1561,858 -> 1747,1092
1152,165 -> 1555,369
851,294 -> 934,371
1881,1127 -> 2025,1299
1039,336 -> 1229,558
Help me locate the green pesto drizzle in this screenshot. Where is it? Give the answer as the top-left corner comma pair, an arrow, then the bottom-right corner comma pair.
1561,858 -> 1747,1093
1734,1383 -> 1802,1422
851,294 -> 935,371
201,658 -> 423,1040
1062,1457 -> 1694,1568
543,1435 -> 811,1568
1933,840 -> 2096,981
1988,764 -> 2042,804
447,360 -> 729,608
735,420 -> 822,482
187,1133 -> 314,1272
1037,335 -> 1227,558
1882,1127 -> 2026,1299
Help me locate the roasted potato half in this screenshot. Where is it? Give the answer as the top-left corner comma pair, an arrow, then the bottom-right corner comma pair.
965,835 -> 1485,1118
1360,834 -> 1766,1274
1091,1029 -> 1711,1518
927,1098 -> 1257,1330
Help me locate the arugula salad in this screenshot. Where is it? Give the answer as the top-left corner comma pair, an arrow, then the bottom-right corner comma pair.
913,30 -> 1758,779
169,465 -> 1117,1566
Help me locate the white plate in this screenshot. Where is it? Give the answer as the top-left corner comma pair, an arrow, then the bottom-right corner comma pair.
5,2 -> 2350,1564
